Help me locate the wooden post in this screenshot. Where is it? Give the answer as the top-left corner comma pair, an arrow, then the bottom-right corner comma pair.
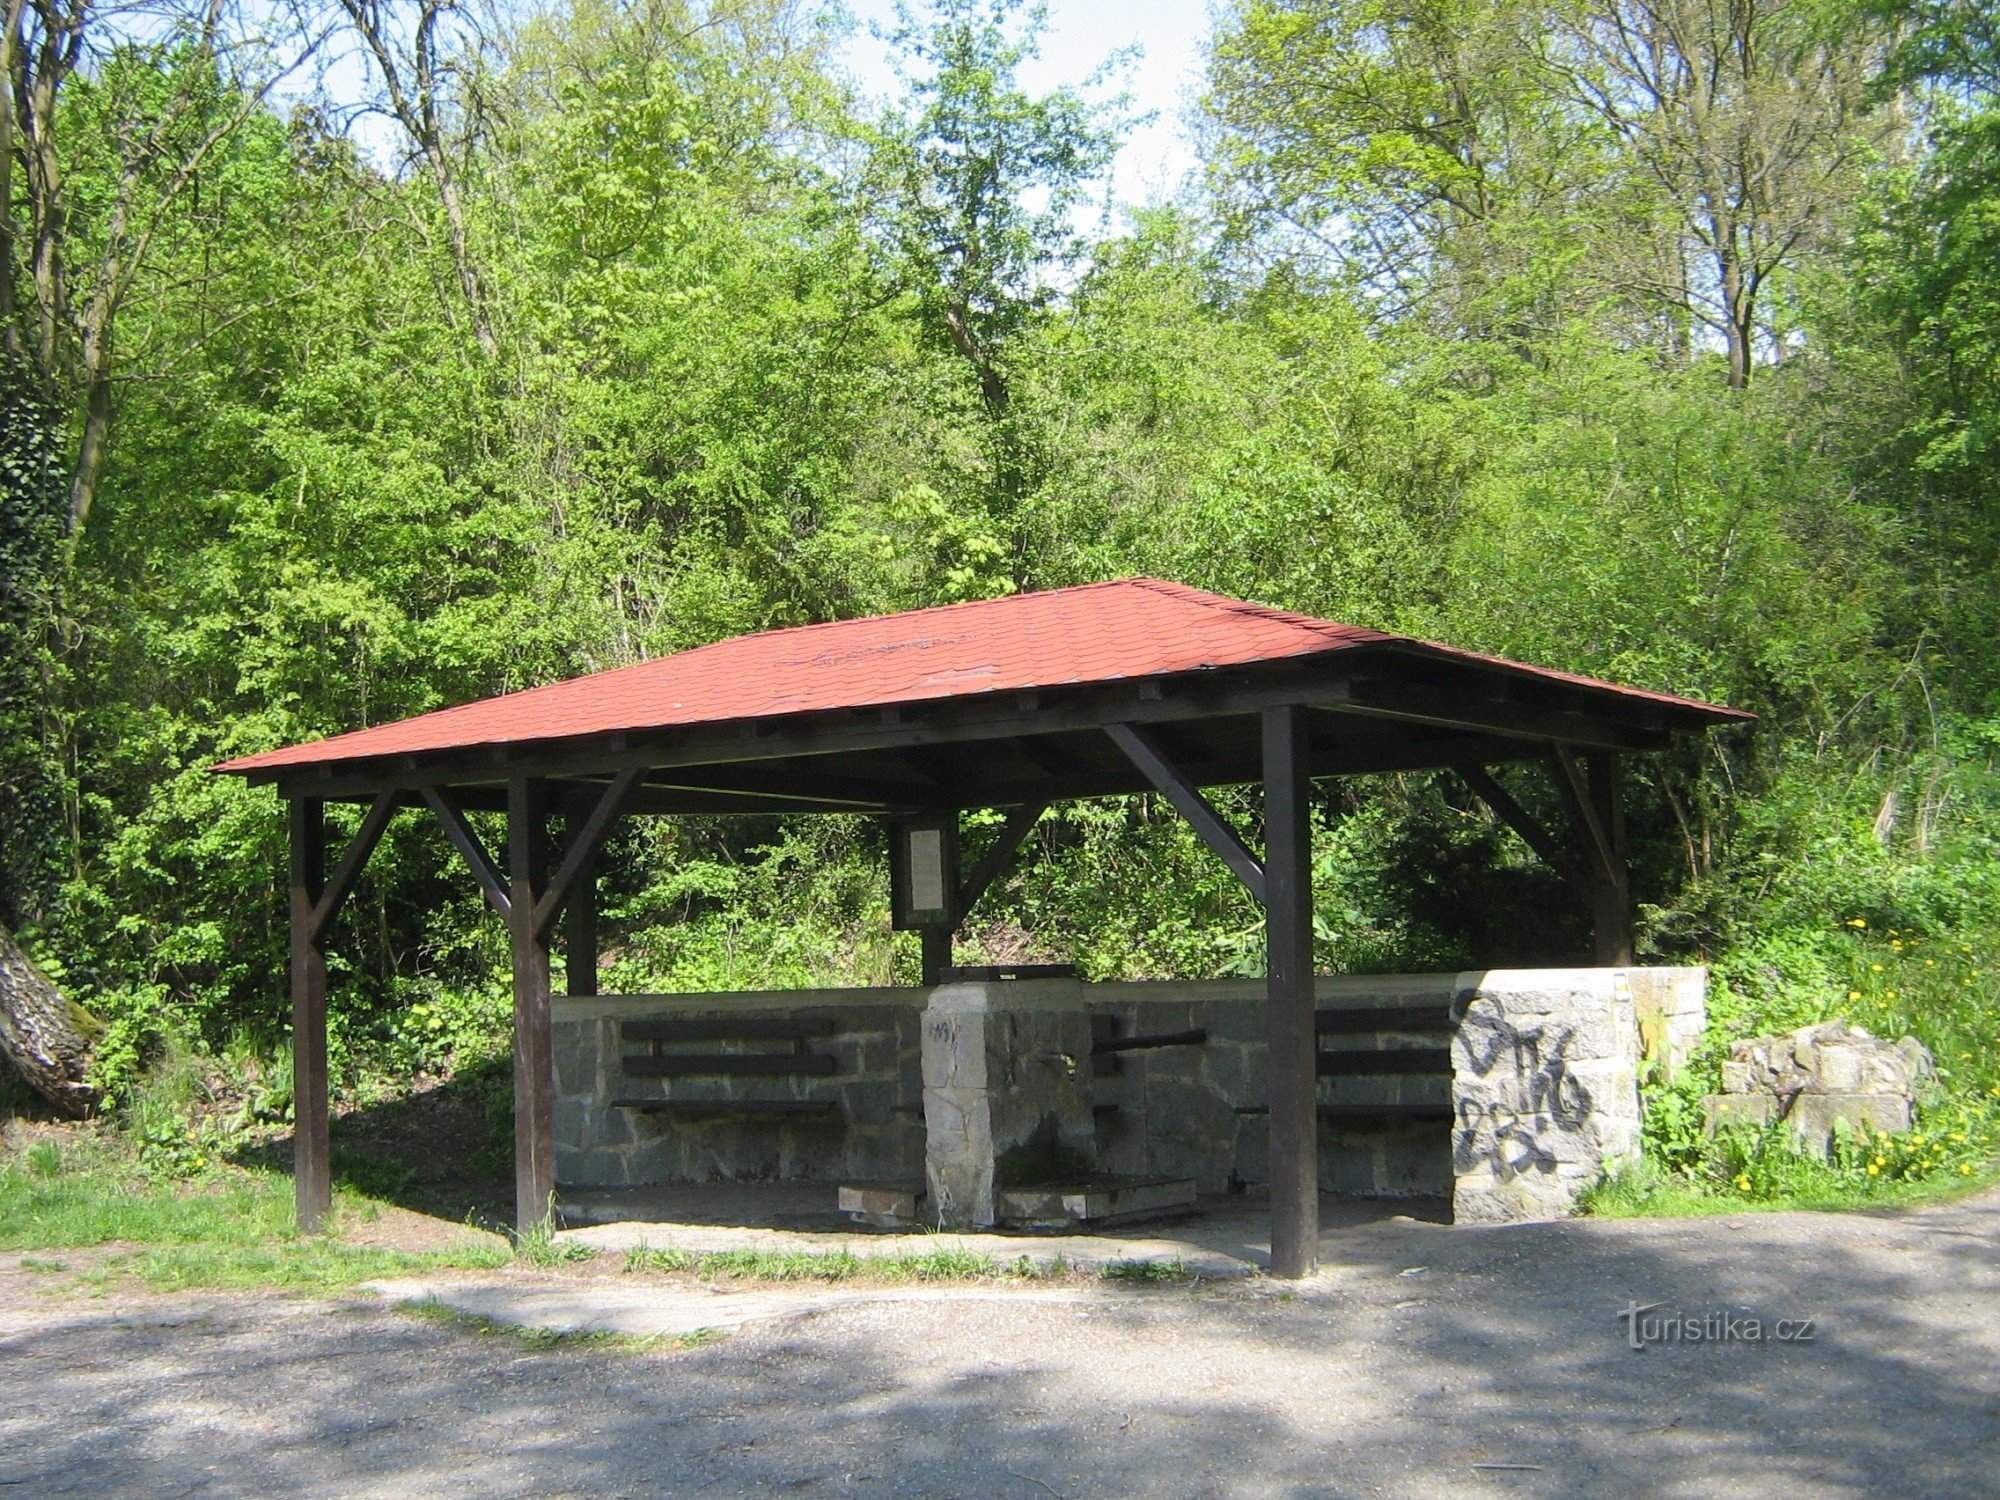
508,777 -> 556,1237
565,840 -> 598,999
920,927 -> 953,986
1262,705 -> 1317,1279
1587,753 -> 1634,966
289,796 -> 332,1233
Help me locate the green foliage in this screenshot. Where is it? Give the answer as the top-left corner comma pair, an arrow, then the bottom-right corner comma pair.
0,0 -> 1994,1222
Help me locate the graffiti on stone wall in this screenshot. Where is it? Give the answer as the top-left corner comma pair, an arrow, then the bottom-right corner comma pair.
1452,1002 -> 1594,1180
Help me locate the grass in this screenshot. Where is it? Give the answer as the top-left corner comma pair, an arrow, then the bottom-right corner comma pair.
0,1151 -> 513,1293
620,1243 -> 1072,1283
620,1241 -> 1212,1286
1582,1156 -> 2000,1219
395,1297 -> 703,1353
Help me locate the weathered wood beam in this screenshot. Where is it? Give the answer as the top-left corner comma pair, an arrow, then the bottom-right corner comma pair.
1549,745 -> 1618,888
1587,753 -> 1634,966
422,787 -> 511,918
1105,723 -> 1267,906
307,790 -> 401,945
507,777 -> 556,1237
1263,705 -> 1318,1280
1457,766 -> 1585,889
533,766 -> 643,941
957,802 -> 1048,918
289,798 -> 331,1234
263,655 -> 1678,801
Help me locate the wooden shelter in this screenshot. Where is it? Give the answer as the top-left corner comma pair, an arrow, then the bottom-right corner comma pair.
215,578 -> 1748,1277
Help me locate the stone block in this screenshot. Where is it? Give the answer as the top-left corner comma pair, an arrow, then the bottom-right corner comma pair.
1199,1041 -> 1262,1105
552,1022 -> 599,1100
1317,1136 -> 1380,1194
1703,1091 -> 1911,1158
1375,1133 -> 1452,1195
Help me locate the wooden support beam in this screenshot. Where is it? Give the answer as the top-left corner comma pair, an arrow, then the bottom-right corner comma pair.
534,766 -> 642,940
1457,766 -> 1585,889
1263,706 -> 1318,1280
288,797 -> 332,1234
565,839 -> 598,1000
920,927 -> 953,987
307,790 -> 401,945
422,787 -> 511,918
1256,704 -> 1320,1280
1105,723 -> 1267,906
1549,745 -> 1618,887
957,802 -> 1048,918
1588,753 -> 1634,966
507,777 -> 556,1238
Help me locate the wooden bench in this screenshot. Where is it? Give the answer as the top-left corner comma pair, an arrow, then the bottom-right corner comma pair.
614,1015 -> 844,1123
1312,1002 -> 1455,1127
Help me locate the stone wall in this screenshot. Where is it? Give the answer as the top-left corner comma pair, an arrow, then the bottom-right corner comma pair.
1449,971 -> 1644,1225
552,989 -> 927,1188
554,968 -> 1698,1225
1081,974 -> 1459,1199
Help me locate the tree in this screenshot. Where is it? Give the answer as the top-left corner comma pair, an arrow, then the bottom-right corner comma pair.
1205,0 -> 1895,383
3,0 -> 325,541
874,0 -> 1124,584
329,0 -> 496,354
1552,0 -> 1892,386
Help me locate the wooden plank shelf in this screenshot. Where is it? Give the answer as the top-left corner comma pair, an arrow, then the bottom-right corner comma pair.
613,1098 -> 838,1118
620,1016 -> 838,1043
624,1053 -> 838,1078
1235,1103 -> 1453,1123
1315,1005 -> 1455,1034
1315,1047 -> 1453,1076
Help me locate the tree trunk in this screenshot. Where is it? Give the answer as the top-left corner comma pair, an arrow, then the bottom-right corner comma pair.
0,923 -> 101,1117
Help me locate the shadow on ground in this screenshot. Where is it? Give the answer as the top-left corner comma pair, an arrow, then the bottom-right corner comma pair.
229,1057 -> 515,1231
4,1189 -> 1997,1496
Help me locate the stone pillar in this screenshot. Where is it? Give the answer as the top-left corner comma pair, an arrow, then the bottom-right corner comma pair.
921,980 -> 1095,1229
1449,969 -> 1642,1225
1626,966 -> 1708,1079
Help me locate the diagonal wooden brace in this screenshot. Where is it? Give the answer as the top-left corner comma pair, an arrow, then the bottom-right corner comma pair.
1457,766 -> 1586,890
1106,722 -> 1267,907
1548,744 -> 1620,888
533,766 -> 644,941
955,802 -> 1048,919
307,790 -> 401,946
422,786 -> 511,919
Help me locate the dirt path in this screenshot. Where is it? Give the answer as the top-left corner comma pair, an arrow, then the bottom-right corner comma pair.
5,1191 -> 1999,1498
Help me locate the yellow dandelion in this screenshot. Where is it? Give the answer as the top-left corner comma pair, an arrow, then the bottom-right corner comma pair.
1848,990 -> 1863,1001
1867,1164 -> 1881,1176
1736,1174 -> 1753,1191
1886,989 -> 1898,1000
1848,918 -> 1868,929
1872,963 -> 1885,972
1963,1165 -> 1976,1176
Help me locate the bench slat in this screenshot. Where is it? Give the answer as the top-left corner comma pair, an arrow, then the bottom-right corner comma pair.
1234,1103 -> 1453,1123
624,1053 -> 839,1078
1315,1005 -> 1455,1034
1315,1047 -> 1453,1076
612,1098 -> 838,1118
620,1016 -> 839,1043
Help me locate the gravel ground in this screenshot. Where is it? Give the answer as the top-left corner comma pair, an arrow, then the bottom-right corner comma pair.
5,1190 -> 1999,1498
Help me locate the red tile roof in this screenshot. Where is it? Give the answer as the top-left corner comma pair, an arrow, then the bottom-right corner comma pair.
214,578 -> 1747,774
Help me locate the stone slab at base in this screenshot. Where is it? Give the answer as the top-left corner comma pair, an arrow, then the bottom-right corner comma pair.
995,1175 -> 1197,1230
837,1181 -> 929,1229
1703,1092 -> 1911,1158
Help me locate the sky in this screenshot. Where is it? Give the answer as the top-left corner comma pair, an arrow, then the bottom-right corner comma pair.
831,0 -> 1219,207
